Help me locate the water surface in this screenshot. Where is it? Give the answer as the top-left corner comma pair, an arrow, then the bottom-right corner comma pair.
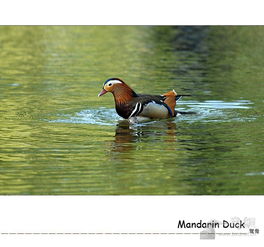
0,26 -> 264,194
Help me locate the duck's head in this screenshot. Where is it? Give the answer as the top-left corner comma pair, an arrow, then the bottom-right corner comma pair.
98,78 -> 137,105
98,78 -> 125,97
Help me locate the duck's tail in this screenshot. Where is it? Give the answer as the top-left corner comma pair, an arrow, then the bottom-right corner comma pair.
176,110 -> 196,115
176,94 -> 192,101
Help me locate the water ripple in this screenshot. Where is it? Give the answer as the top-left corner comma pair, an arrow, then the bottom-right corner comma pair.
50,100 -> 254,126
51,108 -> 121,126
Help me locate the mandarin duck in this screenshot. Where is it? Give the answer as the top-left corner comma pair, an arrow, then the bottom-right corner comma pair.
98,78 -> 191,120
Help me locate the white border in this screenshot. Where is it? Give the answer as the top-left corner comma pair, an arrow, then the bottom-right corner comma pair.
0,196 -> 263,246
0,0 -> 264,25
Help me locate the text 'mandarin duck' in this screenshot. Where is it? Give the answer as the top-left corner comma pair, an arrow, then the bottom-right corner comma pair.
98,78 -> 190,120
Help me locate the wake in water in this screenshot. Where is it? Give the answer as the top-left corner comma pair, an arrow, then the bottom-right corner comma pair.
50,100 -> 254,126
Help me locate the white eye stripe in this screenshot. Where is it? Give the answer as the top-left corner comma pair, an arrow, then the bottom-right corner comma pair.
106,80 -> 122,86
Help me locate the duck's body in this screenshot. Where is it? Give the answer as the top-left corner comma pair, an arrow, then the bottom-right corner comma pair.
98,78 -> 189,120
114,94 -> 174,119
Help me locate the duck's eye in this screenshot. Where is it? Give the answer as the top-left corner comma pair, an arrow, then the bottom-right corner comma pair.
108,83 -> 112,86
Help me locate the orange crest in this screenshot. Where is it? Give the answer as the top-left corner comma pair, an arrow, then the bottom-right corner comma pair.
163,90 -> 177,116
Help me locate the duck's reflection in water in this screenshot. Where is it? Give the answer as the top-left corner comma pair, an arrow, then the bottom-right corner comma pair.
111,119 -> 177,153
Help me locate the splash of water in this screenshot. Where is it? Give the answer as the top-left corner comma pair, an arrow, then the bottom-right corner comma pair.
50,100 -> 254,126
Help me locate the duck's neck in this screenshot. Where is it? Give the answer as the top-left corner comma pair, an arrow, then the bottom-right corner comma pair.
112,84 -> 137,105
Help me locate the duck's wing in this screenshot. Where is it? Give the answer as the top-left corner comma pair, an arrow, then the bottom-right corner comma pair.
136,92 -> 191,118
138,93 -> 187,102
137,91 -> 178,117
129,95 -> 173,118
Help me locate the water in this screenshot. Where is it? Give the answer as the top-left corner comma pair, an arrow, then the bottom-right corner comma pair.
0,26 -> 264,194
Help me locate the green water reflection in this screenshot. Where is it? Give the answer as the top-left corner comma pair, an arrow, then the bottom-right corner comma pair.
0,26 -> 263,194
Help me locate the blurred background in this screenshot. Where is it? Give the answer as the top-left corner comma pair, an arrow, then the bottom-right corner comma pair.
0,26 -> 263,194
